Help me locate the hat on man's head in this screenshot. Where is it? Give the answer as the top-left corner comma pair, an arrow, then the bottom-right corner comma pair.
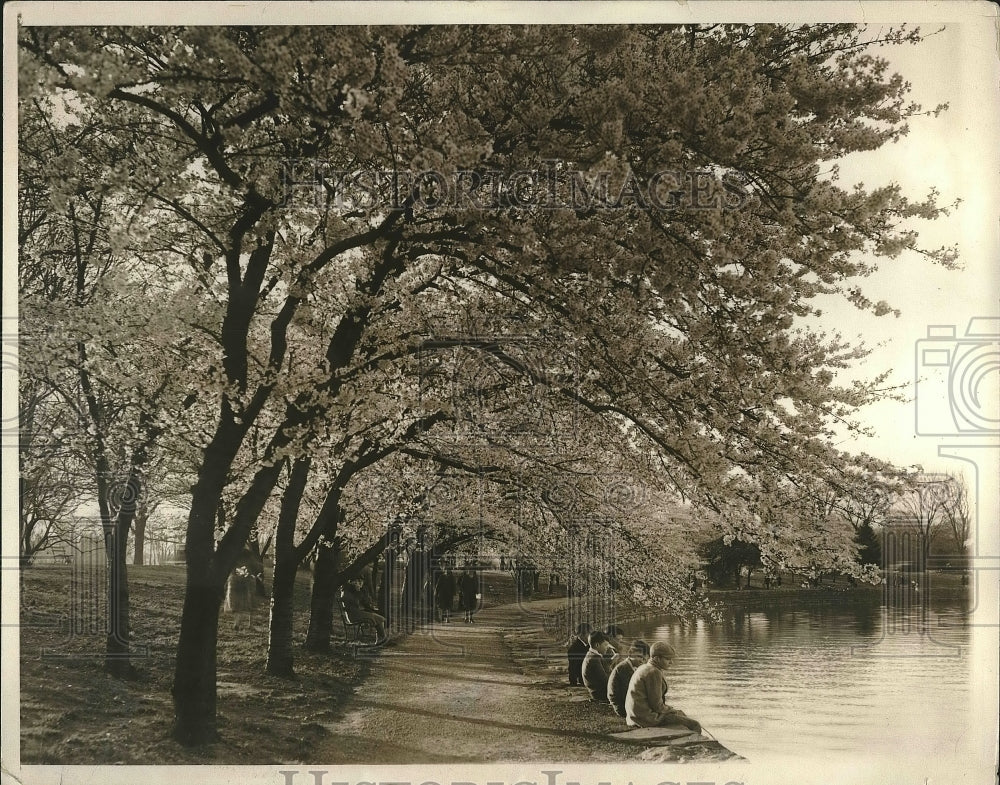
649,641 -> 676,660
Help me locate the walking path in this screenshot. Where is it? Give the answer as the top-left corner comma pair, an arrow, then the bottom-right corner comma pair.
314,591 -> 740,764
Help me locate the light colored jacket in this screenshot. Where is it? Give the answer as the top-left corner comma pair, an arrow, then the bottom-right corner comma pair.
625,661 -> 671,727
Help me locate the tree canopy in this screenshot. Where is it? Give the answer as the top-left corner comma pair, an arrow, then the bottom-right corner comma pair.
18,23 -> 957,744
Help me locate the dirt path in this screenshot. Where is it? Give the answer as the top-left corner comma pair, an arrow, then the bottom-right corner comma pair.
314,592 -> 739,764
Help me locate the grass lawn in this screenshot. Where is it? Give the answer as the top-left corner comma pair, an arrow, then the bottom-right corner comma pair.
19,563 -> 368,764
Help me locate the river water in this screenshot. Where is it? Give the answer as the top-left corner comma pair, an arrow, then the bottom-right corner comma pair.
628,588 -> 987,764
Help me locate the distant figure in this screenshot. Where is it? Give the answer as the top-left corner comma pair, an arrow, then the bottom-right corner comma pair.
582,630 -> 615,702
403,531 -> 432,630
608,640 -> 650,717
360,562 -> 377,608
224,550 -> 264,630
341,576 -> 387,644
379,525 -> 401,630
435,568 -> 457,623
626,641 -> 700,732
458,568 -> 478,623
224,566 -> 256,629
567,623 -> 591,686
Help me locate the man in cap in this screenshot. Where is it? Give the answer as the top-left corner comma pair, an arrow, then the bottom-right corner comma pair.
607,639 -> 650,717
625,641 -> 700,732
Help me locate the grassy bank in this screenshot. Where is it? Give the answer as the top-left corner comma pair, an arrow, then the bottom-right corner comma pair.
19,563 -> 368,764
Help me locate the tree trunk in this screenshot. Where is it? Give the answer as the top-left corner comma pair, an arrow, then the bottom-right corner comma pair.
133,508 -> 147,566
171,578 -> 224,745
304,537 -> 340,652
172,448 -> 232,746
105,524 -> 132,676
105,469 -> 143,677
266,458 -> 310,677
267,558 -> 298,676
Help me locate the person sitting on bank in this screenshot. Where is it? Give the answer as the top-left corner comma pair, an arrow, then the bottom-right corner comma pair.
605,625 -> 627,666
582,630 -> 616,702
625,641 -> 700,732
607,639 -> 650,717
341,576 -> 388,645
567,623 -> 591,686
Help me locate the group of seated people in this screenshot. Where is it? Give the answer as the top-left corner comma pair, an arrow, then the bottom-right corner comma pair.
567,623 -> 701,734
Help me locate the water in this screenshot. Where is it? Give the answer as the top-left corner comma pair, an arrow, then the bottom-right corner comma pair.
628,589 -> 980,762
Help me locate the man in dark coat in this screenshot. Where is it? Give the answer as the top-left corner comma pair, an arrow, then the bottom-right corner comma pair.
566,622 -> 591,686
607,639 -> 650,717
379,527 -> 400,630
435,568 -> 457,622
582,630 -> 615,702
341,577 -> 387,644
458,568 -> 478,622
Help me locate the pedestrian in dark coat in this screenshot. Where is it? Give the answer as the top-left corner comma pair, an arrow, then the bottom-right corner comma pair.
458,568 -> 478,622
567,622 -> 591,686
435,569 -> 457,622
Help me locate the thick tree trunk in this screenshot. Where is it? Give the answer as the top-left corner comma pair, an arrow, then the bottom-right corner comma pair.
105,525 -> 132,676
171,578 -> 224,745
266,458 -> 310,677
304,538 -> 340,653
172,448 -> 232,746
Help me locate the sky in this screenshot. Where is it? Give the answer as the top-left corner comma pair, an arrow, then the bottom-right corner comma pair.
813,23 -> 1000,479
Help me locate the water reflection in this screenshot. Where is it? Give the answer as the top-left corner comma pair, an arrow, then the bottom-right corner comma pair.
629,589 -> 973,759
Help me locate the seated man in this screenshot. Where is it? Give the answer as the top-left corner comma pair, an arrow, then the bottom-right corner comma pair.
581,630 -> 615,702
625,641 -> 700,732
341,576 -> 387,645
604,625 -> 628,667
607,639 -> 649,717
566,623 -> 591,686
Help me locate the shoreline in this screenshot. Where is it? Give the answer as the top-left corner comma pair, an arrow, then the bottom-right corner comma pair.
490,595 -> 743,763
314,588 -> 744,763
22,565 -> 961,764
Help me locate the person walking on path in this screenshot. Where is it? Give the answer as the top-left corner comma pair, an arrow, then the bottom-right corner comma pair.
625,641 -> 700,732
607,640 -> 649,717
403,530 -> 432,630
582,630 -> 615,702
435,568 -> 457,623
458,567 -> 478,623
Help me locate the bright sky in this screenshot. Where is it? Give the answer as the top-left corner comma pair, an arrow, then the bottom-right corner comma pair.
816,23 -> 1000,478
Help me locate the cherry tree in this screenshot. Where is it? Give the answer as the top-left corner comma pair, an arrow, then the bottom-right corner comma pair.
21,24 -> 959,745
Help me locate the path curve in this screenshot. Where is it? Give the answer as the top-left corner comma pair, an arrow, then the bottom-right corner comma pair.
313,591 -> 739,764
